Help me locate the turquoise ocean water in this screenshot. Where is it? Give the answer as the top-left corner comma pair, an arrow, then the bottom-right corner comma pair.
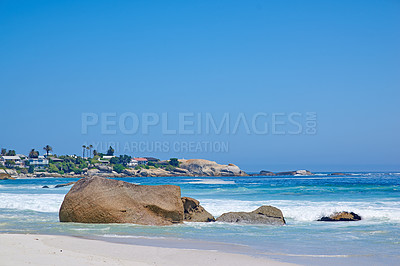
0,173 -> 399,265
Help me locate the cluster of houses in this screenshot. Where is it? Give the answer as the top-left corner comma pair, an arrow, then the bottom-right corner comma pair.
0,154 -> 160,170
0,155 -> 49,169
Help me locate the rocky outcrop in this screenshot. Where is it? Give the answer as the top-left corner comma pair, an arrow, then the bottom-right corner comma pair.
0,172 -> 14,180
182,197 -> 215,222
329,172 -> 346,176
54,182 -> 76,188
87,169 -> 100,176
318,212 -> 361,221
216,206 -> 285,225
179,159 -> 247,177
276,170 -> 312,176
59,176 -> 185,225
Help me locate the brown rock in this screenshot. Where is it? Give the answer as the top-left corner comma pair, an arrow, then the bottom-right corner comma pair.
318,211 -> 361,221
0,172 -> 14,180
182,197 -> 215,222
59,176 -> 184,225
179,159 -> 247,176
216,205 -> 286,225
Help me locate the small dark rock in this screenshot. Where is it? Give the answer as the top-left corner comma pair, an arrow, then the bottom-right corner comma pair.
42,186 -> 49,189
318,211 -> 361,221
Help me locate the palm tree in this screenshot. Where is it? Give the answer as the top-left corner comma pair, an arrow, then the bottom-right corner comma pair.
89,145 -> 93,158
82,145 -> 86,158
93,150 -> 98,157
43,145 -> 52,157
86,146 -> 90,158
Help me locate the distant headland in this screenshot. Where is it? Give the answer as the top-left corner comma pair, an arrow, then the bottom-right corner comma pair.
0,146 -> 321,179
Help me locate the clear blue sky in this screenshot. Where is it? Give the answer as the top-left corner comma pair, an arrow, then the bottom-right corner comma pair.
1,0 -> 399,172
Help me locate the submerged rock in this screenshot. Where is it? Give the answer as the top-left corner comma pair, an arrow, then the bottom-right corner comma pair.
182,197 -> 215,222
216,205 -> 286,225
276,170 -> 312,176
59,176 -> 184,225
54,182 -> 76,188
42,185 -> 49,188
318,211 -> 361,221
329,172 -> 346,176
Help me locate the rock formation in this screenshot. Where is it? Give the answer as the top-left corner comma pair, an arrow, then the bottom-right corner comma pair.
59,176 -> 185,225
179,159 -> 247,176
318,211 -> 361,221
216,205 -> 286,225
182,197 -> 215,222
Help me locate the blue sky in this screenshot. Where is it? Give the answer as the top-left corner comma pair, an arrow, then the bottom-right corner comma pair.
1,0 -> 399,171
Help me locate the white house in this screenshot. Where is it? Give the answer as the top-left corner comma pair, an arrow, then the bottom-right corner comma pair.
134,158 -> 148,166
127,159 -> 138,168
0,155 -> 23,167
102,155 -> 115,160
28,156 -> 49,169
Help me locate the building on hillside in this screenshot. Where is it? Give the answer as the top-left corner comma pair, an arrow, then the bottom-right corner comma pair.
127,159 -> 138,168
0,156 -> 24,167
144,157 -> 159,163
28,156 -> 49,169
134,157 -> 148,165
49,157 -> 64,163
16,154 -> 27,160
102,155 -> 115,160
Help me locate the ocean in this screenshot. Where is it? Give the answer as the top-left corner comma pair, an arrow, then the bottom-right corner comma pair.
1,173 -> 399,265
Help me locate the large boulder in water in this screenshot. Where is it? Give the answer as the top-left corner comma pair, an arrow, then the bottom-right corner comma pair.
318,211 -> 361,221
216,205 -> 286,225
182,197 -> 215,222
59,176 -> 184,225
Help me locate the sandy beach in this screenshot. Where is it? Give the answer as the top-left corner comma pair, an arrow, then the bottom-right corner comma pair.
0,234 -> 294,266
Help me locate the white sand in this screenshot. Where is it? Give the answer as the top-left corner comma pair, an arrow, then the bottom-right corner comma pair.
0,234 -> 295,266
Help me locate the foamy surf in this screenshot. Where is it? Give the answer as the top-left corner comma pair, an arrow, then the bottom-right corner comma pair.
186,179 -> 236,185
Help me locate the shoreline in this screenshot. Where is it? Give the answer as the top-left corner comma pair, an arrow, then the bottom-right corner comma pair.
0,233 -> 295,266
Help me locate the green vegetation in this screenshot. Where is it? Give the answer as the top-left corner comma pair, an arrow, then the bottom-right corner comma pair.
113,164 -> 125,173
169,158 -> 179,167
29,149 -> 39,158
28,165 -> 34,173
107,146 -> 115,156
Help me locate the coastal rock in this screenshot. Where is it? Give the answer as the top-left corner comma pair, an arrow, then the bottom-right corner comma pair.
276,170 -> 312,176
182,197 -> 215,222
318,211 -> 361,222
138,168 -> 171,177
87,169 -> 100,176
179,159 -> 247,177
97,165 -> 113,173
173,168 -> 191,175
216,206 -> 285,225
0,172 -> 14,180
59,176 -> 184,225
42,185 -> 49,188
55,182 -> 76,188
259,171 -> 276,176
122,168 -> 137,176
329,172 -> 346,176
4,169 -> 18,177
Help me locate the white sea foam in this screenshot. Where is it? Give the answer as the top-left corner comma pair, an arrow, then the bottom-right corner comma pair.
186,179 -> 236,185
200,199 -> 400,223
101,234 -> 168,240
0,193 -> 64,213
